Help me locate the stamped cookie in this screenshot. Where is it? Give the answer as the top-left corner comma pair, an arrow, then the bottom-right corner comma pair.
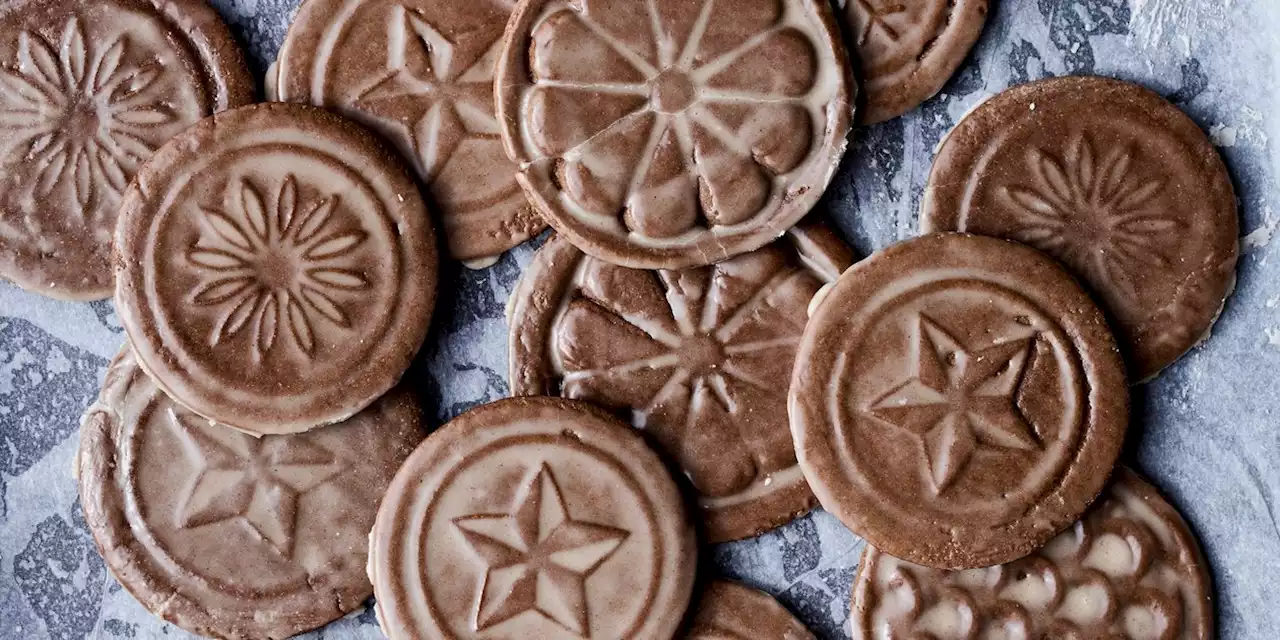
495,0 -> 855,269
839,0 -> 988,124
369,397 -> 696,639
77,347 -> 425,639
509,223 -> 853,542
0,0 -> 252,299
114,103 -> 437,435
690,581 -> 814,639
923,77 -> 1239,381
852,467 -> 1213,639
276,0 -> 545,267
791,233 -> 1128,569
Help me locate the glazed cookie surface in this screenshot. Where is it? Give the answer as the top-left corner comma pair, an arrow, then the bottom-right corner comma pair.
690,581 -> 814,639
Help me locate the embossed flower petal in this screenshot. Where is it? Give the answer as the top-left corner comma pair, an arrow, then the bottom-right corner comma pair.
1029,149 -> 1077,208
715,361 -> 797,472
554,298 -> 670,372
711,253 -> 816,342
277,174 -> 297,231
1004,186 -> 1066,224
211,290 -> 265,345
1093,147 -> 1133,203
33,141 -> 70,196
114,104 -> 176,126
192,276 -> 254,305
108,65 -> 163,106
60,19 -> 88,88
188,249 -> 248,270
0,67 -> 52,108
693,0 -> 784,64
93,143 -> 129,193
293,195 -> 340,243
704,102 -> 812,175
17,31 -> 62,90
675,378 -> 760,497
72,147 -> 92,207
201,209 -> 255,251
305,231 -> 367,260
704,28 -> 816,97
1111,179 -> 1165,213
307,268 -> 368,290
691,120 -> 770,226
527,86 -> 648,157
656,268 -> 709,332
624,123 -> 698,238
652,0 -> 704,62
577,259 -> 682,339
298,284 -> 349,326
91,38 -> 125,92
106,128 -> 157,162
286,293 -> 316,354
563,366 -> 677,417
555,112 -> 656,215
254,291 -> 281,358
531,11 -> 648,84
581,0 -> 658,67
239,179 -> 271,242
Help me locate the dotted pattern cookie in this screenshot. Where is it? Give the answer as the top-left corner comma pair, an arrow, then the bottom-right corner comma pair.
77,347 -> 425,639
852,468 -> 1213,639
0,0 -> 252,299
496,0 -> 855,269
508,222 -> 853,542
791,233 -> 1128,569
114,103 -> 437,435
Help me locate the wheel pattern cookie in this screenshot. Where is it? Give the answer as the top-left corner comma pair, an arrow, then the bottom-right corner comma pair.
77,347 -> 425,640
114,103 -> 437,435
369,397 -> 696,639
690,581 -> 814,639
791,233 -> 1129,569
0,0 -> 252,300
851,468 -> 1213,639
508,222 -> 853,542
495,0 -> 855,269
839,0 -> 988,124
276,0 -> 545,267
923,76 -> 1239,381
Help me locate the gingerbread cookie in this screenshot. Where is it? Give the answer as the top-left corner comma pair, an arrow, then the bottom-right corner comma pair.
791,233 -> 1128,569
495,0 -> 855,269
923,76 -> 1239,381
369,397 -> 696,639
509,222 -> 853,542
114,103 -> 437,435
852,468 -> 1213,639
77,347 -> 425,639
0,0 -> 252,299
690,581 -> 814,639
276,0 -> 545,266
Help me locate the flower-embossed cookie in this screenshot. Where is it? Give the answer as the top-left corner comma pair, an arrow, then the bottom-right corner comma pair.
0,0 -> 252,300
77,347 -> 425,639
114,103 -> 437,435
369,397 -> 696,639
791,233 -> 1129,569
495,0 -> 855,269
923,77 -> 1239,381
508,223 -> 853,542
690,581 -> 815,639
838,0 -> 988,124
276,0 -> 545,267
852,467 -> 1213,639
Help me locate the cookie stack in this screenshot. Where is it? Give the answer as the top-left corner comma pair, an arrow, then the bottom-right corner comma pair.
0,0 -> 1230,638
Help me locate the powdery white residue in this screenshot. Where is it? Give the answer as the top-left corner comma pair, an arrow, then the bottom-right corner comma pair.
1211,124 -> 1239,147
1242,207 -> 1277,254
1265,327 -> 1280,348
1130,0 -> 1231,49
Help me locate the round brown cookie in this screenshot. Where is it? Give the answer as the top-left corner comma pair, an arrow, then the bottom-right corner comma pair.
0,0 -> 252,300
369,397 -> 696,639
690,581 -> 814,639
839,0 -> 988,124
114,103 -> 437,435
923,76 -> 1238,382
791,233 -> 1129,569
851,467 -> 1213,639
495,0 -> 855,270
276,0 -> 545,267
77,347 -> 425,640
508,222 -> 853,542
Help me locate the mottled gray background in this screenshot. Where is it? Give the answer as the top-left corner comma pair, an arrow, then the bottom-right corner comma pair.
1,0 -> 1278,638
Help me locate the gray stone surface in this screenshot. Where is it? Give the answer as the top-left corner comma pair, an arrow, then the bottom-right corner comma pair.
1,0 -> 1278,637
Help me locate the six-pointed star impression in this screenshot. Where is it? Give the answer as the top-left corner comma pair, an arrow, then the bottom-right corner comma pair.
173,409 -> 341,556
453,463 -> 629,635
870,315 -> 1039,492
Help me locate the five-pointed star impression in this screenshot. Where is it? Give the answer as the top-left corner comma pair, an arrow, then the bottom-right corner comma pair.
353,7 -> 502,180
172,409 -> 340,556
869,315 -> 1039,492
453,463 -> 630,635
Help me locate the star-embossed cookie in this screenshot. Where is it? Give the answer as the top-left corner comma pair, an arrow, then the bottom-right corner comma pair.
923,76 -> 1239,381
495,0 -> 855,269
791,233 -> 1129,569
851,467 -> 1213,639
690,581 -> 815,639
276,0 -> 545,267
114,103 -> 437,435
77,347 -> 426,639
838,0 -> 988,124
508,222 -> 854,542
368,397 -> 696,639
0,0 -> 252,300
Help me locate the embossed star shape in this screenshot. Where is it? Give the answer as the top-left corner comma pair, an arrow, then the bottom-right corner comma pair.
869,316 -> 1039,492
453,463 -> 629,635
353,6 -> 502,180
172,409 -> 340,556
